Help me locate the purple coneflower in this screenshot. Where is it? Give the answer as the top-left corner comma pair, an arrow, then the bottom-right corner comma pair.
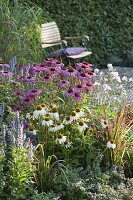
58,80 -> 70,87
23,76 -> 36,83
11,105 -> 24,112
72,92 -> 82,101
77,72 -> 89,80
75,62 -> 92,72
46,67 -> 60,77
65,67 -> 77,77
26,89 -> 42,97
73,84 -> 84,93
42,75 -> 53,82
0,71 -> 12,77
83,81 -> 94,91
20,96 -> 35,105
13,89 -> 24,97
65,87 -> 74,97
28,66 -> 38,75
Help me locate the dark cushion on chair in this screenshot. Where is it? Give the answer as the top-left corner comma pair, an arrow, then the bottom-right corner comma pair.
48,47 -> 88,58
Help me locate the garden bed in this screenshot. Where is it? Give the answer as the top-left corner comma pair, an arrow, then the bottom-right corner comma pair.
0,60 -> 133,200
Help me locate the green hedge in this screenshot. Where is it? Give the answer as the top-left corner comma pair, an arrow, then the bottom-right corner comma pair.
34,0 -> 133,67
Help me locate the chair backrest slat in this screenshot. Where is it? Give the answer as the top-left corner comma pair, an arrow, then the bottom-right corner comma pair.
41,22 -> 61,48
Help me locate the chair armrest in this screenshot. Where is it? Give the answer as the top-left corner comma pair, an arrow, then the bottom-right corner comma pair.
42,40 -> 67,46
64,35 -> 89,41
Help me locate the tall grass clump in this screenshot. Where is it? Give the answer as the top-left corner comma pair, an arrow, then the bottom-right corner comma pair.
0,0 -> 48,64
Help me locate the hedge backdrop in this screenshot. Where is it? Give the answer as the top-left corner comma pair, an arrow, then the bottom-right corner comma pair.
32,0 -> 133,67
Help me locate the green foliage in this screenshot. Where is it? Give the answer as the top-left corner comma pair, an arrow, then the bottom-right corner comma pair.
35,0 -> 133,67
0,128 -> 34,200
42,165 -> 133,200
27,191 -> 60,200
124,147 -> 133,178
0,0 -> 46,64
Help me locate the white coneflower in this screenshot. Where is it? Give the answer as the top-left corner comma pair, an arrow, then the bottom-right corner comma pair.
64,140 -> 71,148
33,105 -> 43,119
77,120 -> 88,132
42,116 -> 53,126
70,111 -> 78,121
50,107 -> 59,120
54,121 -> 64,131
56,133 -> 66,144
75,107 -> 83,117
101,119 -> 107,128
28,125 -> 37,135
49,125 -> 57,132
39,103 -> 47,116
107,141 -> 116,149
64,116 -> 72,125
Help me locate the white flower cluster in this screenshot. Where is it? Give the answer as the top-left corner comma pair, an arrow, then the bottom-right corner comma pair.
107,141 -> 116,149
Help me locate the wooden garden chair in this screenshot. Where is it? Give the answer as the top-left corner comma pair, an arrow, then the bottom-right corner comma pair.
41,21 -> 92,63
